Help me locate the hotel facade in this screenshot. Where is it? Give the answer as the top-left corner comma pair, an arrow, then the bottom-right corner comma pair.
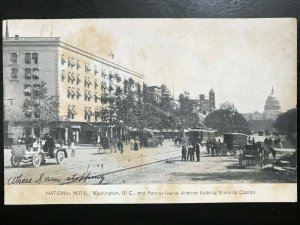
3,36 -> 144,144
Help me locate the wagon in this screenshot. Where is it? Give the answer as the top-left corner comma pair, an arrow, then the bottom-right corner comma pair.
223,133 -> 248,156
238,144 -> 263,167
10,139 -> 68,168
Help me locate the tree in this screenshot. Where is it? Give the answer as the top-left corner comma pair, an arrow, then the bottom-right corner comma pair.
204,109 -> 250,134
22,81 -> 60,135
273,108 -> 297,144
220,101 -> 235,111
158,84 -> 176,129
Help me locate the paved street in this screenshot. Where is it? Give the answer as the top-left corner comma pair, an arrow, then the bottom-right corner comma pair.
4,140 -> 296,185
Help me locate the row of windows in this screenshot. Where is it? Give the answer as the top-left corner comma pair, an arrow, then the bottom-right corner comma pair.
10,68 -> 40,80
67,105 -> 94,121
25,109 -> 40,118
24,84 -> 41,96
61,70 -> 100,87
10,52 -> 39,64
67,87 -> 101,102
61,55 -> 97,74
61,55 -> 125,82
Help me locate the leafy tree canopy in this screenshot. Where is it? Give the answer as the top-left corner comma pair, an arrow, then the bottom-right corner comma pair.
204,108 -> 250,134
273,108 -> 297,143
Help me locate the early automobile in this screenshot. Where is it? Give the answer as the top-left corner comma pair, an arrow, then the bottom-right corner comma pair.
10,138 -> 68,168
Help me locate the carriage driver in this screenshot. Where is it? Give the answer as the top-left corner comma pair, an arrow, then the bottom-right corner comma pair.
43,134 -> 56,157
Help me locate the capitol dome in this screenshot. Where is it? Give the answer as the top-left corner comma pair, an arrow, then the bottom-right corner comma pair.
264,87 -> 281,111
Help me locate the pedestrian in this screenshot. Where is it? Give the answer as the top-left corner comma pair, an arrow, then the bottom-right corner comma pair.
130,138 -> 134,150
71,140 -> 75,157
206,139 -> 210,154
192,145 -> 195,161
195,143 -> 200,162
186,145 -> 191,161
187,145 -> 193,161
211,142 -> 215,157
181,145 -> 187,161
45,135 -> 56,157
133,139 -> 139,151
269,138 -> 273,147
117,140 -> 123,153
67,137 -> 71,149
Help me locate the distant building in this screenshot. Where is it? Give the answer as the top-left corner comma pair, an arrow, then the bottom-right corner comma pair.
242,87 -> 282,133
263,87 -> 281,120
144,85 -> 162,104
199,88 -> 215,115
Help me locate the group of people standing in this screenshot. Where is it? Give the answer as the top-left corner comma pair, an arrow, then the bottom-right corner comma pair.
130,138 -> 140,151
264,137 -> 281,148
181,142 -> 202,162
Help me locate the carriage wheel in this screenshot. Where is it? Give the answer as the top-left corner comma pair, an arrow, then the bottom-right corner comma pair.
56,151 -> 65,164
11,155 -> 22,167
32,154 -> 42,168
230,149 -> 236,156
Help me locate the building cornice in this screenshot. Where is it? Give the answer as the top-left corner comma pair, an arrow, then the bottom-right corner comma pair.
3,37 -> 145,79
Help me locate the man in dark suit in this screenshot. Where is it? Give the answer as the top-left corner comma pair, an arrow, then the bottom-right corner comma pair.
181,145 -> 187,161
195,143 -> 200,162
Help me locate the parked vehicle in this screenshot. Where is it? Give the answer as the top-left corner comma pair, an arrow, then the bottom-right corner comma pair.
10,138 -> 68,168
258,130 -> 264,136
223,133 -> 248,156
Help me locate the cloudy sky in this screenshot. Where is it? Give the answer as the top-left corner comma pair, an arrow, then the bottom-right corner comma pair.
3,19 -> 297,113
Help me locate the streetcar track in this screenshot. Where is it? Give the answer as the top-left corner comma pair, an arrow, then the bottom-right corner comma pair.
59,155 -> 182,185
4,145 -> 183,178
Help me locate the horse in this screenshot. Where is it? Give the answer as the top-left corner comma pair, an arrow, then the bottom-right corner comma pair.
261,143 -> 276,159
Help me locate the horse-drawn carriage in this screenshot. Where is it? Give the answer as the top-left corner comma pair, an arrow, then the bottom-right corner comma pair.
223,133 -> 248,156
11,138 -> 68,168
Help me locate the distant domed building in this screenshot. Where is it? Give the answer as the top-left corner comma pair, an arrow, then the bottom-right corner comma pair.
263,87 -> 281,120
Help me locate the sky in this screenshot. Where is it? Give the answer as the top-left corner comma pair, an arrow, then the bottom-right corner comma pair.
3,19 -> 297,113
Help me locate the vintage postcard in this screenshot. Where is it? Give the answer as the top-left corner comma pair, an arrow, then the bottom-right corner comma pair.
3,18 -> 297,204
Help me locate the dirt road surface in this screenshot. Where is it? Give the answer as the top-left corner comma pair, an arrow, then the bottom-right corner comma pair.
4,140 -> 296,185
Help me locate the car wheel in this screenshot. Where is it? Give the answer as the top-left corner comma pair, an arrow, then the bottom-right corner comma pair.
11,155 -> 22,167
56,151 -> 65,164
32,154 -> 42,168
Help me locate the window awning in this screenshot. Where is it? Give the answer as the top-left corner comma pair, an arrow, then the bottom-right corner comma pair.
94,67 -> 99,74
68,88 -> 75,96
85,108 -> 93,116
94,93 -> 101,99
68,58 -> 75,66
76,75 -> 81,83
68,105 -> 76,115
24,86 -> 31,93
77,61 -> 81,69
68,73 -> 75,81
61,55 -> 66,64
61,71 -> 65,80
85,77 -> 92,85
85,91 -> 92,98
77,89 -> 81,96
85,64 -> 91,71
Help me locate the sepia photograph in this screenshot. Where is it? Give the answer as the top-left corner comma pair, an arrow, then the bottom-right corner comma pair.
3,18 -> 297,204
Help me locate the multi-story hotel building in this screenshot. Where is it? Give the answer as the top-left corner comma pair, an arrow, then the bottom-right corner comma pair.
3,35 -> 144,144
